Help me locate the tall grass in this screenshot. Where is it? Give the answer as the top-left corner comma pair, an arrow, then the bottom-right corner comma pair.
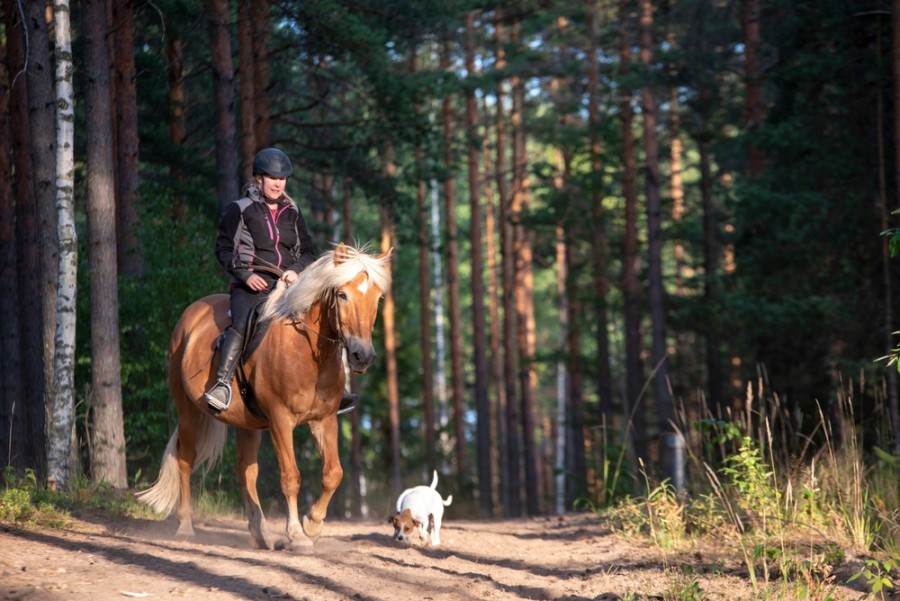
599,375 -> 900,597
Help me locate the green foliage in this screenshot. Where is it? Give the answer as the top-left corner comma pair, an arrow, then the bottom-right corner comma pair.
849,558 -> 898,599
721,437 -> 781,526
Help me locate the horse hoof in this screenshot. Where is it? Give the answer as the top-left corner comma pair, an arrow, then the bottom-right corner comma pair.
301,514 -> 323,542
289,536 -> 315,553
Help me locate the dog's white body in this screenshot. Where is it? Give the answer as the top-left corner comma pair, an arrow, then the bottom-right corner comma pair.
390,470 -> 453,546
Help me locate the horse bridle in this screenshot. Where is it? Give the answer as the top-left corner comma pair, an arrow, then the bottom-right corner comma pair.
237,258 -> 349,349
295,289 -> 347,349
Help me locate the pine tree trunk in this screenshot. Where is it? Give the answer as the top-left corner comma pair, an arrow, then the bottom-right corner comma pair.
482,96 -> 504,516
495,13 -> 520,517
237,0 -> 257,180
465,12 -> 491,516
0,35 -> 23,471
167,31 -> 187,217
84,0 -> 128,489
620,0 -> 645,483
207,0 -> 239,207
441,40 -> 469,493
111,0 -> 142,277
742,0 -> 764,177
342,179 -> 364,517
409,47 -> 437,473
5,0 -> 45,475
586,0 -> 613,425
49,0 -> 77,490
382,143 -> 402,496
639,0 -> 673,476
510,19 -> 541,516
25,0 -> 58,431
251,1 -> 271,147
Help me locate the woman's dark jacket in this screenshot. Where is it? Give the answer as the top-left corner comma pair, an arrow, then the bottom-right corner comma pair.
215,185 -> 316,289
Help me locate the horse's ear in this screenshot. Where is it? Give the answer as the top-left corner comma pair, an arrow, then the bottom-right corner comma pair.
334,242 -> 351,266
376,246 -> 393,261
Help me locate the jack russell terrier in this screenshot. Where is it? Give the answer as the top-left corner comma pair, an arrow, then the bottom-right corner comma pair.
389,470 -> 453,546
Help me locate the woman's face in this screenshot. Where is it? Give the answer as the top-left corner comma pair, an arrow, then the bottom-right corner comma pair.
261,176 -> 287,201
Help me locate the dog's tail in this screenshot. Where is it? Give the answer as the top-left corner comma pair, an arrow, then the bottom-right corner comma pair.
430,469 -> 438,489
443,494 -> 453,506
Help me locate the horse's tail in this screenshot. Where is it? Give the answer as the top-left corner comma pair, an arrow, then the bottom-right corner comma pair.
135,412 -> 228,516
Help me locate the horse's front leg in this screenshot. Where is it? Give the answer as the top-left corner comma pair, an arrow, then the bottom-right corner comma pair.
235,428 -> 280,550
301,413 -> 343,542
267,415 -> 306,547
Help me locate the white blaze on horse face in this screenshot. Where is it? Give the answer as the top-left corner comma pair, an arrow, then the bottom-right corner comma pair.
355,276 -> 370,295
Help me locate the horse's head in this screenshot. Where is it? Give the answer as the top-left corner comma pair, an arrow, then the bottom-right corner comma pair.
258,242 -> 393,373
331,243 -> 392,373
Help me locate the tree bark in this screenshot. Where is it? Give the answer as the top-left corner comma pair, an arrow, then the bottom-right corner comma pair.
742,0 -> 764,178
0,30 -> 23,471
888,0 -> 900,452
48,0 -> 77,490
495,13 -> 520,517
251,1 -> 271,147
237,0 -> 256,180
84,0 -> 128,489
409,47 -> 436,472
382,142 -> 402,496
482,96 -> 504,516
441,40 -> 469,494
5,0 -> 45,475
465,12 -> 491,516
207,0 -> 239,207
167,30 -> 187,217
25,0 -> 58,444
111,0 -> 142,276
586,0 -> 613,427
510,19 -> 540,516
639,0 -> 673,475
620,0 -> 645,482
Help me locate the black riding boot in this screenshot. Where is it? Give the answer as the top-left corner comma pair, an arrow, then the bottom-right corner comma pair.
204,327 -> 244,412
337,392 -> 359,415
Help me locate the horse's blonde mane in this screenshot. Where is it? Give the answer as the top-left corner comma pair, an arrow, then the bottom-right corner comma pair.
257,244 -> 392,323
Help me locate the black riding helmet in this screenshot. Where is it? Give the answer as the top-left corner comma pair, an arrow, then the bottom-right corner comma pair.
253,148 -> 293,178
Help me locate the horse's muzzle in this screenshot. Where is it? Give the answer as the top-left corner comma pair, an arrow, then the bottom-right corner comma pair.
346,337 -> 376,373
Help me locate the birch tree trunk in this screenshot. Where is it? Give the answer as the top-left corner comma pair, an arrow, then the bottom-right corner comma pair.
84,0 -> 128,488
48,0 -> 78,490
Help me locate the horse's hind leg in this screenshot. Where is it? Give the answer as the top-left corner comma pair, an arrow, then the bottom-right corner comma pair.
174,411 -> 199,538
235,428 -> 279,550
301,414 -> 343,542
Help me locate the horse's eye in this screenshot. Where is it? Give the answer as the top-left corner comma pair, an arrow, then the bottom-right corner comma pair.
337,291 -> 349,301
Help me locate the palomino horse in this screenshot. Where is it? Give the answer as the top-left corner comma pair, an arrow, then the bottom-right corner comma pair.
137,243 -> 391,549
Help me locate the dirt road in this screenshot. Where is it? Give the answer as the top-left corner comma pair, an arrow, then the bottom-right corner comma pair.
0,511 -> 869,600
